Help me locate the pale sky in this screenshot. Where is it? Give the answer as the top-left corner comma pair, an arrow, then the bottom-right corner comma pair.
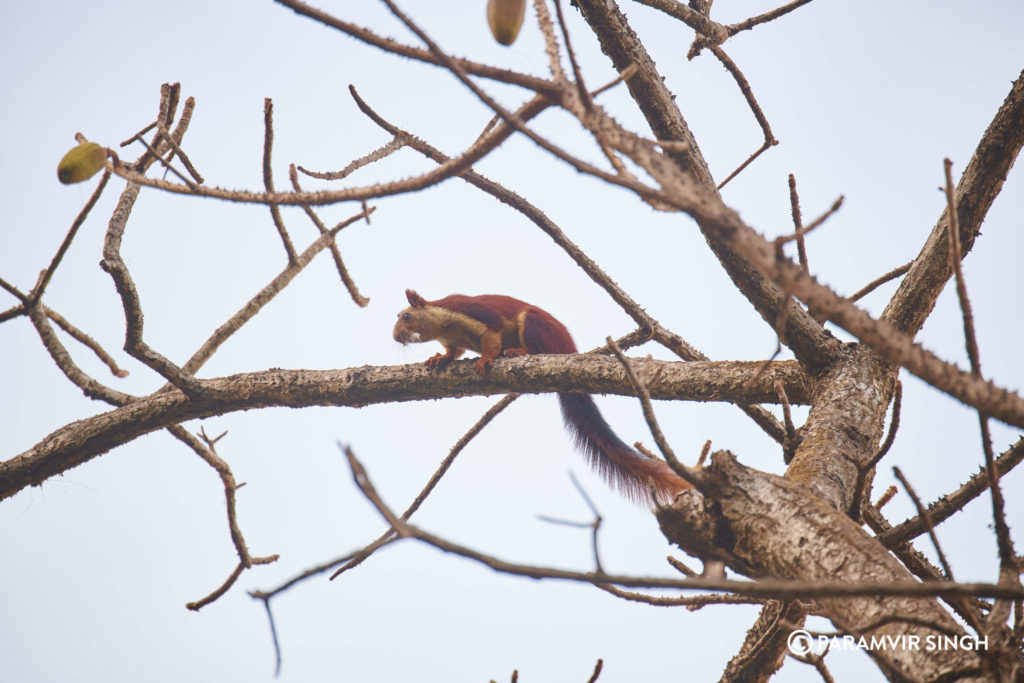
2,2 -> 1023,682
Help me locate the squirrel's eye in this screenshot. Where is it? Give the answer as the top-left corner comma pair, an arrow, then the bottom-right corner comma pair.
402,313 -> 411,322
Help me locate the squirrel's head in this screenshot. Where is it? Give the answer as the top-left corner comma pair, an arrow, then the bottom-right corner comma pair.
393,289 -> 433,344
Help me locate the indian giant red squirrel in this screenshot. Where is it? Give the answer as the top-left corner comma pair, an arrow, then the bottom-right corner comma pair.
393,289 -> 691,502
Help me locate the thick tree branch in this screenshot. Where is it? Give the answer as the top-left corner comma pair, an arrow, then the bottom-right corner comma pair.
1,357 -> 805,501
658,451 -> 988,680
882,69 -> 1024,337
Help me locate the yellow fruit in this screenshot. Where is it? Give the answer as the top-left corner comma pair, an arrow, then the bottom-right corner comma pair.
57,141 -> 107,184
487,0 -> 526,46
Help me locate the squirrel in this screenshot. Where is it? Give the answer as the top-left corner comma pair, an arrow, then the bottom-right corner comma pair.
393,289 -> 691,502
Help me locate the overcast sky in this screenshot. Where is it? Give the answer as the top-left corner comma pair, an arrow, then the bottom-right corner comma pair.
2,2 -> 1023,682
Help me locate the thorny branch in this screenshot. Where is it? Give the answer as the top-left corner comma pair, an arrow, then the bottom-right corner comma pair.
339,444 -> 1024,602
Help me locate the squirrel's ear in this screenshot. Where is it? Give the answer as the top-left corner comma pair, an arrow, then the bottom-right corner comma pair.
406,289 -> 426,307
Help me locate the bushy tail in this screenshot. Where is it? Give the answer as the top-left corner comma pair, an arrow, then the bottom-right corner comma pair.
558,393 -> 690,504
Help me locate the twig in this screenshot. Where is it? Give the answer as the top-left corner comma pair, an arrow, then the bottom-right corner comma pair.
775,195 -> 844,246
773,379 -> 799,463
534,0 -> 569,85
538,472 -> 605,573
131,135 -> 199,191
187,561 -> 245,611
893,467 -> 954,581
297,134 -> 409,181
632,0 -> 728,48
726,0 -> 817,36
45,306 -> 129,378
341,443 -> 404,530
605,337 -> 705,491
190,426 -> 264,567
696,440 -> 712,468
710,46 -> 777,189
586,659 -> 603,683
120,120 -> 158,147
943,158 -> 1017,580
288,165 -> 370,307
256,596 -> 284,677
595,582 -> 764,609
879,437 -> 1024,547
330,395 -> 519,579
787,174 -> 808,273
789,646 -> 834,683
23,297 -> 131,404
553,0 -> 593,110
155,129 -> 204,184
848,262 -> 913,303
250,538 -> 401,602
180,207 -> 373,376
263,98 -> 299,264
275,0 -> 560,96
667,555 -> 699,577
716,139 -> 775,190
875,485 -> 898,510
587,327 -> 654,355
30,168 -> 112,303
0,304 -> 23,324
591,62 -> 639,97
185,553 -> 279,611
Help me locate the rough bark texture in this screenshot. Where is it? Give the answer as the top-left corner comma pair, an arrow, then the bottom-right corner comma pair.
0,357 -> 805,501
786,344 -> 894,511
660,453 -> 983,681
720,600 -> 806,683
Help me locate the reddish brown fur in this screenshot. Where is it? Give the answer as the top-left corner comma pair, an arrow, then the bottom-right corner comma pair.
394,289 -> 691,503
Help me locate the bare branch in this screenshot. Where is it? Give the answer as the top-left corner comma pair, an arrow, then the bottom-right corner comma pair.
180,207 -> 373,376
787,174 -> 808,273
632,0 -> 728,47
710,46 -> 777,189
288,165 -> 371,307
297,134 -> 409,181
942,158 -> 1018,581
893,467 -> 955,582
44,306 -> 129,378
595,583 -> 764,609
262,98 -> 298,264
30,168 -> 112,303
274,0 -> 560,96
879,437 -> 1024,548
2,356 -> 807,501
848,262 -> 913,303
330,394 -> 519,579
726,0 -> 817,37
606,337 -> 706,491
883,70 -> 1024,337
